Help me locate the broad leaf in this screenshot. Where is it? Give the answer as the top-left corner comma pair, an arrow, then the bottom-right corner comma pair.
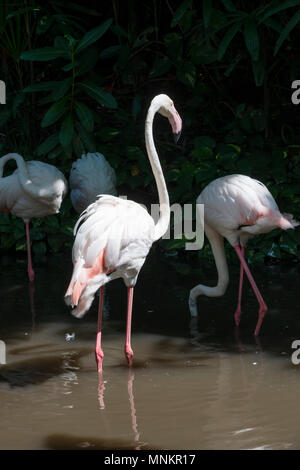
261,1 -> 300,23
244,17 -> 260,62
203,0 -> 212,29
23,81 -> 61,92
59,114 -> 74,148
76,19 -> 113,54
74,101 -> 94,132
274,9 -> 300,56
171,0 -> 192,27
37,133 -> 59,156
218,22 -> 241,60
79,81 -> 117,108
20,47 -> 68,61
41,98 -> 68,128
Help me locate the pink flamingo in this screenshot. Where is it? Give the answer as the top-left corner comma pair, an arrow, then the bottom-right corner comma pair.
189,174 -> 298,336
65,94 -> 182,371
0,153 -> 68,282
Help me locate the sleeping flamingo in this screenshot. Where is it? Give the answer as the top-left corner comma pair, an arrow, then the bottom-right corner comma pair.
189,174 -> 298,336
65,94 -> 182,371
0,153 -> 68,282
69,152 -> 117,213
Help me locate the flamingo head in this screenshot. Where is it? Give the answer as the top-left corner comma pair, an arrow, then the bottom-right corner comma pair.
151,94 -> 182,142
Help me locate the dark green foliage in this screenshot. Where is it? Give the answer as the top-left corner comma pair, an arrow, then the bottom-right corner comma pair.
0,0 -> 299,266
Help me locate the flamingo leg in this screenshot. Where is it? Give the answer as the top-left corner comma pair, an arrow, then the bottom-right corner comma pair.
95,286 -> 105,372
125,286 -> 134,366
25,221 -> 35,282
234,244 -> 245,326
234,245 -> 267,336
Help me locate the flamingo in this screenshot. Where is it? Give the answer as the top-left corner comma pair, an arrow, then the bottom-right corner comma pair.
189,174 -> 298,336
0,153 -> 68,282
69,152 -> 117,213
65,94 -> 182,372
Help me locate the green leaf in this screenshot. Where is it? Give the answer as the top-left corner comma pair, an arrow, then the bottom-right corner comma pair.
244,17 -> 260,62
149,57 -> 172,78
33,241 -> 47,255
171,0 -> 192,27
203,0 -> 212,29
20,47 -> 68,61
260,1 -> 300,23
76,47 -> 99,75
41,98 -> 68,128
177,61 -> 196,87
74,101 -> 94,132
76,19 -> 113,54
23,81 -> 61,92
224,53 -> 242,76
79,81 -> 117,108
194,136 -> 216,148
274,9 -> 300,56
99,45 -> 121,59
59,114 -> 74,148
76,122 -> 96,152
221,0 -> 237,11
37,133 -> 59,156
50,78 -> 72,101
218,22 -> 241,60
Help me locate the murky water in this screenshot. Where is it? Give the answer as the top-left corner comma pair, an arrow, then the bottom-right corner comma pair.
0,250 -> 300,450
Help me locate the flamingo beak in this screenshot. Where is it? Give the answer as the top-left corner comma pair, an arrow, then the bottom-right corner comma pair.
173,130 -> 181,143
169,107 -> 182,144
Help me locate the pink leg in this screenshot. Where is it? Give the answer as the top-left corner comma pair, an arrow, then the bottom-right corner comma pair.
95,286 -> 105,372
125,286 -> 134,366
234,245 -> 267,336
234,245 -> 245,326
25,221 -> 35,282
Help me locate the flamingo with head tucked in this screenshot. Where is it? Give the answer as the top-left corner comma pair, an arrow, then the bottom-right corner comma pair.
189,174 -> 298,336
0,153 -> 68,282
65,94 -> 182,371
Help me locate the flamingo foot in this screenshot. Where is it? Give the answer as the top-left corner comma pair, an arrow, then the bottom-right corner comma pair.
254,303 -> 267,337
234,307 -> 242,326
125,346 -> 133,367
95,349 -> 104,373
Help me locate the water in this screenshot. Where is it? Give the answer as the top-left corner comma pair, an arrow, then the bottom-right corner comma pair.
0,250 -> 300,450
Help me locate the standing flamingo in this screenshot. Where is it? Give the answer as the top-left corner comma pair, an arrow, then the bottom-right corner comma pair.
0,153 -> 68,282
65,94 -> 182,371
69,152 -> 117,213
189,174 -> 298,336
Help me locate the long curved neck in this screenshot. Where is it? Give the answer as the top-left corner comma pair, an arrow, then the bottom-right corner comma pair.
189,224 -> 229,315
145,105 -> 170,241
0,153 -> 44,200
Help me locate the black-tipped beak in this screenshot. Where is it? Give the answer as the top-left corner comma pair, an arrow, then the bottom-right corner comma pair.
173,130 -> 181,144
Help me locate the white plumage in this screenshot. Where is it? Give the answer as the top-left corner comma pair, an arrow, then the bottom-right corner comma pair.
65,195 -> 155,318
190,173 -> 298,336
0,153 -> 68,281
65,94 -> 182,370
69,152 -> 117,213
197,174 -> 295,246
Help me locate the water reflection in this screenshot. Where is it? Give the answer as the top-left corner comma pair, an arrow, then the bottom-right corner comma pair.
0,252 -> 300,449
97,369 -> 142,449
